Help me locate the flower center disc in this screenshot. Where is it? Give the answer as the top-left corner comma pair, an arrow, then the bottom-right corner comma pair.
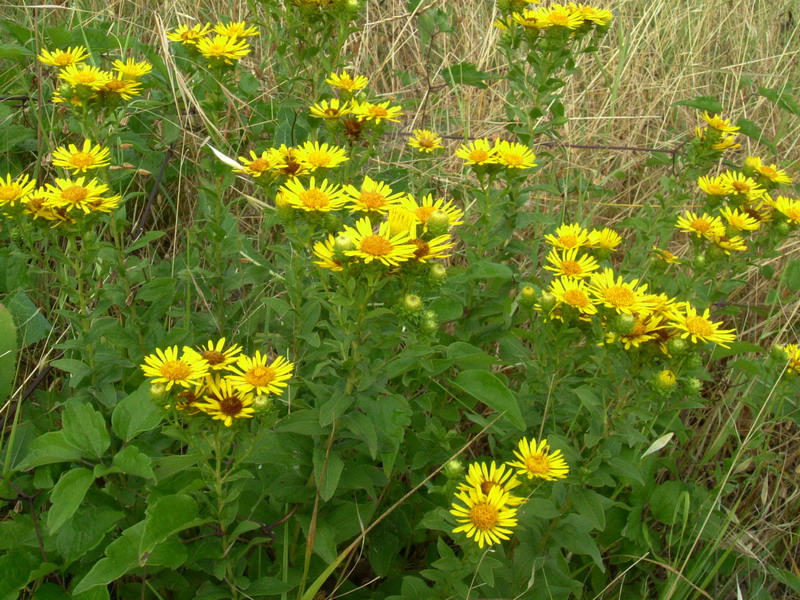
74,72 -> 97,85
558,234 -> 578,248
360,191 -> 386,209
369,106 -> 388,118
161,360 -> 191,381
219,396 -> 244,416
202,350 -> 226,365
249,158 -> 269,172
306,151 -> 331,167
469,149 -> 489,162
416,206 -> 435,222
469,503 -> 499,530
0,186 -> 19,201
61,186 -> 89,203
561,260 -> 582,276
685,316 -> 714,337
360,235 -> 392,256
299,189 -> 329,209
55,54 -> 74,66
604,285 -> 636,307
563,289 -> 589,308
503,153 -> 524,166
70,152 -> 96,168
413,238 -> 429,259
525,454 -> 550,475
246,365 -> 275,387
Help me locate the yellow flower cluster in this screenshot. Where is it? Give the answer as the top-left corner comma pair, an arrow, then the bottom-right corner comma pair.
501,3 -> 613,31
235,142 -> 349,180
456,138 -> 538,170
140,339 -> 294,427
450,437 -> 568,548
694,112 -> 741,151
167,21 -> 258,65
38,46 -> 150,108
779,344 -> 800,375
535,223 -> 737,349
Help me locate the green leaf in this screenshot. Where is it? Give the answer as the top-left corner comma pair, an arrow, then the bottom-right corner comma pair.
570,487 -> 607,531
0,546 -> 40,600
0,303 -> 17,402
782,258 -> 800,292
319,395 -> 354,427
314,450 -> 344,502
72,522 -> 143,594
112,445 -> 155,480
50,358 -> 91,388
758,85 -> 800,117
0,125 -> 36,152
441,61 -> 491,89
62,398 -> 110,458
607,456 -> 645,486
550,515 -> 605,570
673,96 -> 723,113
3,290 -> 53,347
47,468 -> 94,534
0,43 -> 35,60
451,370 -> 525,430
111,382 -> 163,441
246,577 -> 296,596
55,507 -> 124,563
139,493 -> 203,554
461,261 -> 513,281
15,431 -> 82,470
710,341 -> 763,361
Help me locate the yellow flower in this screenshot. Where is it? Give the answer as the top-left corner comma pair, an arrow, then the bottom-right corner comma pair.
59,64 -> 113,90
295,141 -> 349,170
21,190 -> 67,224
701,112 -> 739,133
507,437 -> 569,481
544,247 -> 599,279
343,217 -> 418,267
711,134 -> 741,151
196,338 -> 243,371
0,173 -> 36,207
719,206 -> 759,232
511,9 -> 550,29
781,344 -> 800,375
409,234 -> 455,263
195,376 -> 256,427
589,268 -> 655,315
279,177 -> 347,212
38,46 -> 89,68
196,35 -> 251,64
387,208 -> 417,237
325,71 -> 369,93
544,223 -> 591,250
457,461 -> 525,506
605,313 -> 665,350
228,351 -> 294,395
650,246 -> 683,264
545,4 -> 585,28
587,227 -> 622,252
711,234 -> 747,255
42,177 -> 119,214
351,100 -> 403,124
312,235 -> 344,272
399,194 -> 464,229
697,175 -> 728,196
140,346 -> 209,391
234,150 -> 285,178
100,78 -> 142,100
111,58 -> 152,79
773,195 -> 800,225
408,129 -> 444,153
745,156 -> 793,185
85,194 -> 123,214
450,485 -> 519,549
493,140 -> 537,169
669,305 -> 736,347
548,277 -> 597,317
213,21 -> 259,38
272,145 -> 311,179
309,98 -> 351,119
167,23 -> 212,45
344,176 -> 404,214
675,210 -> 725,240
52,140 -> 111,173
720,171 -> 766,201
455,138 -> 497,165
578,4 -> 614,25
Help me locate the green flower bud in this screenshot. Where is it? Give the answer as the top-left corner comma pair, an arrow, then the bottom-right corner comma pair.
775,221 -> 791,236
519,285 -> 537,307
150,383 -> 167,401
653,369 -> 677,394
334,233 -> 354,253
421,310 -> 438,333
685,376 -> 703,394
403,294 -> 422,312
429,263 -> 447,282
444,459 -> 464,479
426,210 -> 451,236
613,313 -> 637,335
322,212 -> 340,234
253,395 -> 272,414
770,344 -> 788,361
539,292 -> 557,312
685,353 -> 703,369
666,336 -> 689,356
694,251 -> 707,269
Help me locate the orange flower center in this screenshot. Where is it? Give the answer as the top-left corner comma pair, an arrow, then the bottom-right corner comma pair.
368,106 -> 388,118
562,288 -> 590,308
412,238 -> 429,259
360,234 -> 392,256
603,285 -> 636,307
731,181 -> 751,193
0,185 -> 20,201
205,44 -> 227,56
360,191 -> 386,209
480,481 -> 499,495
685,316 -> 713,337
468,149 -> 489,163
299,188 -> 330,209
70,152 -> 96,168
502,152 -> 525,166
219,395 -> 244,416
202,350 -> 227,365
525,454 -> 550,474
105,79 -> 126,92
468,502 -> 499,530
417,136 -> 435,148
248,158 -> 270,172
160,360 -> 191,381
760,166 -> 777,178
558,234 -> 579,248
415,206 -> 436,222
690,219 -> 711,233
245,365 -> 275,387
549,12 -> 571,26
74,72 -> 98,85
61,186 -> 89,203
306,151 -> 332,167
55,53 -> 74,66
560,260 -> 582,276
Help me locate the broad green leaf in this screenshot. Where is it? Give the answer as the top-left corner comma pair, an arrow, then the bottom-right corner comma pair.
782,258 -> 800,292
111,382 -> 163,441
62,398 -> 110,458
441,61 -> 491,89
319,395 -> 353,427
710,341 -> 763,360
15,431 -> 82,470
50,358 -> 91,388
570,487 -> 607,531
451,370 -> 525,430
47,468 -> 94,534
246,577 -> 296,596
55,507 -> 124,563
112,445 -> 155,480
139,493 -> 204,554
0,303 -> 17,402
0,546 -> 40,600
673,96 -> 723,113
550,515 -> 604,570
3,290 -> 53,347
72,522 -> 143,594
314,449 -> 344,501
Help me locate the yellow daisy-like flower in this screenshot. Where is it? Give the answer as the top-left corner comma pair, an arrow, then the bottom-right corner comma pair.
141,346 -> 209,391
42,177 -> 119,214
409,234 -> 455,263
234,149 -> 285,178
279,177 -> 347,213
0,173 -> 36,207
313,235 -> 344,272
325,71 -> 369,93
111,58 -> 152,79
650,246 -> 683,265
511,8 -> 550,29
228,351 -> 294,396
782,344 -> 800,375
745,156 -> 793,186
545,4 -> 585,28
605,313 -> 665,350
272,145 -> 311,179
493,140 -> 537,169
195,376 -> 256,427
720,171 -> 765,201
455,138 -> 498,165
167,23 -> 212,45
343,217 -> 418,267
172,383 -> 207,414
675,210 -> 725,240
773,195 -> 800,225
400,194 -> 465,229
647,293 -> 682,321
711,134 -> 741,151
548,277 -> 597,318
52,140 -> 111,174
587,227 -> 622,252
351,100 -> 403,124
589,268 -> 655,316
196,35 -> 251,64
387,208 -> 417,237
197,338 -> 243,371
697,175 -> 728,196
344,176 -> 404,214
712,233 -> 748,255
59,64 -> 113,90
578,4 -> 614,25
507,437 -> 569,481
457,461 -> 525,506
719,206 -> 759,232
450,485 -> 519,549
669,305 -> 736,347
21,190 -> 66,224
295,141 -> 349,170
309,98 -> 351,119
544,247 -> 599,279
213,21 -> 259,38
701,112 -> 739,134
100,78 -> 142,100
85,194 -> 123,214
408,129 -> 444,153
38,46 -> 89,68
544,223 -> 591,250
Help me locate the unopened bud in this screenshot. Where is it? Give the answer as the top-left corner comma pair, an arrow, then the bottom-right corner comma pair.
775,221 -> 791,236
666,337 -> 688,356
685,353 -> 703,369
685,377 -> 703,394
429,263 -> 447,282
444,459 -> 464,479
426,210 -> 451,236
694,252 -> 707,268
538,292 -> 557,312
654,369 -> 677,393
519,285 -> 537,307
322,212 -> 340,234
613,313 -> 636,335
421,310 -> 438,333
253,395 -> 272,413
403,294 -> 422,312
334,234 -> 354,253
770,344 -> 788,361
150,384 -> 167,404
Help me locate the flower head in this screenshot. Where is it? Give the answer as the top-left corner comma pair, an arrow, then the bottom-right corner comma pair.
507,437 -> 569,480
213,21 -> 260,38
773,195 -> 800,225
0,173 -> 36,207
399,194 -> 464,230
745,156 -> 792,186
112,58 -> 153,79
59,64 -> 113,90
589,268 -> 655,315
701,112 -> 739,134
167,23 -> 212,45
351,100 -> 403,124
141,346 -> 209,390
544,247 -> 599,279
196,35 -> 251,64
458,461 -> 525,506
197,338 -> 243,371
675,210 -> 725,240
295,141 -> 349,170
719,206 -> 759,232
588,227 -> 622,252
52,140 -> 111,173
309,98 -> 351,119
326,71 -> 369,93
38,46 -> 90,68
697,174 -> 728,196
343,217 -> 418,267
42,177 -> 119,214
100,77 -> 142,100
272,145 -> 310,179
493,140 -> 537,169
228,351 -> 294,395
781,344 -> 800,375
279,177 -> 347,212
450,485 -> 519,549
195,376 -> 256,427
235,149 -> 285,178
669,305 -> 736,347
545,4 -> 585,28
544,223 -> 591,250
409,234 -> 455,263
548,277 -> 597,317
313,235 -> 344,272
720,171 -> 766,202
408,129 -> 444,153
455,138 -> 497,165
344,176 -> 404,215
